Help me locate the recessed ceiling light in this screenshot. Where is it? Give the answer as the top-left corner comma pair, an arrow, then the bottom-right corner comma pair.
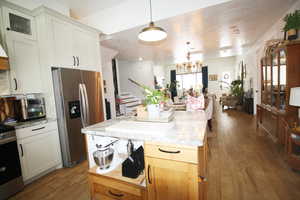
139,57 -> 143,61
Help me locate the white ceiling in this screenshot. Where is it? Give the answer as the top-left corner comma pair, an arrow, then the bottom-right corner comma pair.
101,0 -> 297,64
62,0 -> 126,18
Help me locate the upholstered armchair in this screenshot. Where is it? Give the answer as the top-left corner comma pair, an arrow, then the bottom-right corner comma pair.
220,94 -> 239,110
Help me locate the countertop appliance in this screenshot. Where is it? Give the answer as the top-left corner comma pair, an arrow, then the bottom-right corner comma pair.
93,143 -> 115,169
52,68 -> 104,167
0,124 -> 24,200
14,94 -> 46,122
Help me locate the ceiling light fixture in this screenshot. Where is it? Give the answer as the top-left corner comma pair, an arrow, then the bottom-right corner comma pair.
175,42 -> 203,74
138,0 -> 167,42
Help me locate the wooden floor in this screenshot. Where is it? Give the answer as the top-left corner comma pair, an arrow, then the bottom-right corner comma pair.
10,105 -> 300,200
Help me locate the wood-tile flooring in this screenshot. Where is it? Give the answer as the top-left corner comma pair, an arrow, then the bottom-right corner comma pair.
10,105 -> 300,200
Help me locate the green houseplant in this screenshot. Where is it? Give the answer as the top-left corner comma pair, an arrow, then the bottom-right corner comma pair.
129,78 -> 165,118
230,80 -> 244,108
283,10 -> 300,40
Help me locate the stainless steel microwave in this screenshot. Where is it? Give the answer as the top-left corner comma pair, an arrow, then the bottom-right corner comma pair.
14,94 -> 46,121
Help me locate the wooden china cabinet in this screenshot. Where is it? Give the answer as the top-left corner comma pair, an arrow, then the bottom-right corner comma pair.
257,42 -> 300,145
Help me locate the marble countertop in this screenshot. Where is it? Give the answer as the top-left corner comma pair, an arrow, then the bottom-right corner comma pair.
82,111 -> 207,147
6,118 -> 57,129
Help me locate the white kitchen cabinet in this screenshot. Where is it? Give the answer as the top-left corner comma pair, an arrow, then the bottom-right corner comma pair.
48,15 -> 101,71
16,121 -> 61,182
3,7 -> 36,40
72,27 -> 100,71
50,17 -> 75,68
6,35 -> 42,94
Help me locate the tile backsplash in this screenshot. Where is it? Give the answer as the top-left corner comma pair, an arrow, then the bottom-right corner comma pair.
0,71 -> 10,95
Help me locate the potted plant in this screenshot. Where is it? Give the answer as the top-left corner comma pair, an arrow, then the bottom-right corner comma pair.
230,80 -> 244,110
143,87 -> 164,118
283,10 -> 300,40
128,79 -> 165,118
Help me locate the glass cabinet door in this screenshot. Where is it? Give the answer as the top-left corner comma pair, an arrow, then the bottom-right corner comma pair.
266,57 -> 272,105
261,59 -> 267,104
279,50 -> 287,110
272,53 -> 279,108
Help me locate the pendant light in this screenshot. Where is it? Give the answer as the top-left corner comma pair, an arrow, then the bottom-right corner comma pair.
138,0 -> 167,42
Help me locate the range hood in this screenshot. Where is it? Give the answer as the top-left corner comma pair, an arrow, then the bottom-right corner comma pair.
0,43 -> 9,70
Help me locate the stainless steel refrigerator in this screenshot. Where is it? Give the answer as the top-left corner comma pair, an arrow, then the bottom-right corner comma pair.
52,68 -> 104,167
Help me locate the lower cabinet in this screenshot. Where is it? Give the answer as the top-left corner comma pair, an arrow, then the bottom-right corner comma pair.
144,142 -> 207,200
16,121 -> 61,182
145,157 -> 199,200
89,170 -> 147,200
88,140 -> 208,200
257,105 -> 279,141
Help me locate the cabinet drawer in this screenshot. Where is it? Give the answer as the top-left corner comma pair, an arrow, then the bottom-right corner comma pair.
145,143 -> 198,164
16,120 -> 58,139
89,174 -> 144,199
93,183 -> 141,200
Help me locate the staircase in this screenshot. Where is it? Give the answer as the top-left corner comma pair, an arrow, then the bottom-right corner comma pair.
118,93 -> 142,115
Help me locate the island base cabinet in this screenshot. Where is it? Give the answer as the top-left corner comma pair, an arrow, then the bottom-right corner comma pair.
88,172 -> 147,200
145,157 -> 200,200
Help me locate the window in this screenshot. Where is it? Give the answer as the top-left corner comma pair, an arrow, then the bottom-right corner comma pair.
176,72 -> 202,90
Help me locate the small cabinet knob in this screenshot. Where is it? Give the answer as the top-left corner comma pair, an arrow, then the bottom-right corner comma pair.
6,27 -> 10,31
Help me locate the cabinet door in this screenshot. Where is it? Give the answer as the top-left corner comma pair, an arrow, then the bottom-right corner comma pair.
6,35 -> 42,94
72,27 -> 100,71
145,157 -> 199,200
50,17 -> 75,68
18,130 -> 61,181
3,7 -> 36,40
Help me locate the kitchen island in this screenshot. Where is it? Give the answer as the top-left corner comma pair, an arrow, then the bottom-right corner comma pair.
82,111 -> 208,200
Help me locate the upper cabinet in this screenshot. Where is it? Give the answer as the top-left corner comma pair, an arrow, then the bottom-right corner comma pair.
260,43 -> 300,113
48,15 -> 101,71
3,7 -> 36,40
6,35 -> 42,94
50,17 -> 74,68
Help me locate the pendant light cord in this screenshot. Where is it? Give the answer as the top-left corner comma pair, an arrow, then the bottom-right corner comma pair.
149,0 -> 153,22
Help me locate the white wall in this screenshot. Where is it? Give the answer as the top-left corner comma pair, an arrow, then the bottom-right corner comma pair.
236,0 -> 300,114
101,46 -> 118,119
117,60 -> 154,99
206,56 -> 236,97
5,0 -> 70,16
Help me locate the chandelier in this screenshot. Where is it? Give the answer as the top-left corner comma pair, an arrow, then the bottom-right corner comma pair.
176,42 -> 203,74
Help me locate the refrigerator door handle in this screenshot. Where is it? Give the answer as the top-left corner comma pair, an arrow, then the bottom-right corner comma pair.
79,84 -> 86,127
82,84 -> 90,126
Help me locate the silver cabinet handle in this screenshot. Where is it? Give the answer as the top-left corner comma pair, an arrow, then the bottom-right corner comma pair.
20,144 -> 24,157
73,56 -> 76,66
14,78 -> 18,90
32,127 -> 45,131
76,56 -> 79,66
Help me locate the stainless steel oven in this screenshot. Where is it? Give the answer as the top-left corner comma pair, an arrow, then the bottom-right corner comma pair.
15,94 -> 46,122
0,125 -> 24,200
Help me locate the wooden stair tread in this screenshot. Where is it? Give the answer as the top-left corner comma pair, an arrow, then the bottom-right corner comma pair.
120,100 -> 140,105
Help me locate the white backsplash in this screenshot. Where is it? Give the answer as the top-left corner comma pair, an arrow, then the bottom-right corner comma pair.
0,71 -> 10,95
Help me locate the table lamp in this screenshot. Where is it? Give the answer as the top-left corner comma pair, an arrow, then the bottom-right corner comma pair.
289,87 -> 300,132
